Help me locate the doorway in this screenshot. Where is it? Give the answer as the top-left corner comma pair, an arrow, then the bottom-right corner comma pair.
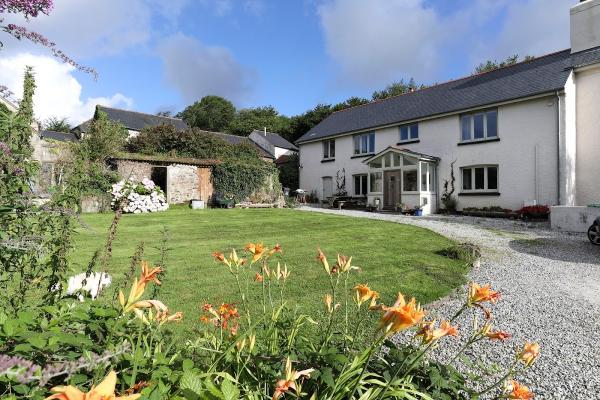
384,170 -> 401,209
151,166 -> 168,198
322,176 -> 333,200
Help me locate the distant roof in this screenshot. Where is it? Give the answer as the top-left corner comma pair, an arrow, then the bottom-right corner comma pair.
297,49 -> 576,144
74,105 -> 188,133
250,130 -> 298,151
111,152 -> 220,167
40,130 -> 78,142
210,131 -> 275,159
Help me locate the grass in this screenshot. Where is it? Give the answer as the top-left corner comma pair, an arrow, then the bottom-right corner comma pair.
71,207 -> 470,337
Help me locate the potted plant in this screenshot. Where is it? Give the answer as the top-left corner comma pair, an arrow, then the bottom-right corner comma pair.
414,204 -> 424,216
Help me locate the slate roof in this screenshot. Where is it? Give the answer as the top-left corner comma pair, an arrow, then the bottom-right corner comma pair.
362,145 -> 440,163
570,45 -> 600,68
250,130 -> 298,151
74,105 -> 188,133
40,130 -> 78,142
297,49 -> 575,144
210,131 -> 275,159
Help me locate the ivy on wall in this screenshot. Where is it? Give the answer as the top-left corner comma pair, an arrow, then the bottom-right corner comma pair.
212,160 -> 280,202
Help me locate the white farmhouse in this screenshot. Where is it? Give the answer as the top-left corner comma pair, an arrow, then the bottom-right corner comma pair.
297,0 -> 600,216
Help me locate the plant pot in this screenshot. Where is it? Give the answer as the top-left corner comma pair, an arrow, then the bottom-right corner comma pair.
190,199 -> 205,209
414,209 -> 423,216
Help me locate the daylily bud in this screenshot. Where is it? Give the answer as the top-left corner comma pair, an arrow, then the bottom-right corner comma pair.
317,248 -> 330,275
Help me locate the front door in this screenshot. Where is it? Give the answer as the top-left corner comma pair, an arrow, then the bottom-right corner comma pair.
384,170 -> 401,208
322,177 -> 333,200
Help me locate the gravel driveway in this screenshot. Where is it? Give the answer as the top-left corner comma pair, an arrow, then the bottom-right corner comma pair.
298,207 -> 600,399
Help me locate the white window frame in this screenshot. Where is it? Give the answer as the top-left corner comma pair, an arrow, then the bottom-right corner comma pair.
398,123 -> 419,143
353,174 -> 368,196
369,171 -> 383,193
323,139 -> 335,160
460,109 -> 498,143
353,132 -> 375,155
460,165 -> 499,193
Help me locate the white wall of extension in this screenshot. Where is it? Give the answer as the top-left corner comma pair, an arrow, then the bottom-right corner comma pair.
298,95 -> 560,211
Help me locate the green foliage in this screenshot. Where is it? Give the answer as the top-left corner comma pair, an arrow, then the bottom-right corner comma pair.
57,111 -> 127,205
42,117 -> 72,133
371,78 -> 426,100
227,106 -> 291,137
212,160 -> 279,202
179,96 -> 236,132
277,153 -> 299,190
474,55 -> 535,74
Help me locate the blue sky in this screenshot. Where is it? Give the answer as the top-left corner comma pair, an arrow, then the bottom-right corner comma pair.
0,0 -> 573,124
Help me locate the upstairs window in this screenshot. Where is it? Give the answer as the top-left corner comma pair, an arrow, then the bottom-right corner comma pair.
460,109 -> 498,142
353,132 -> 375,155
399,123 -> 419,142
461,165 -> 498,192
323,139 -> 335,159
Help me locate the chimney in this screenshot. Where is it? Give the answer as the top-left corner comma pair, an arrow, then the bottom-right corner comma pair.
570,0 -> 600,53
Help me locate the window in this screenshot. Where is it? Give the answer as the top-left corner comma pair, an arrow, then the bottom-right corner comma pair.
399,124 -> 419,142
460,109 -> 498,142
369,157 -> 382,168
421,163 -> 430,192
461,166 -> 499,192
353,132 -> 375,155
403,170 -> 418,192
354,174 -> 368,196
323,139 -> 335,159
370,172 -> 382,192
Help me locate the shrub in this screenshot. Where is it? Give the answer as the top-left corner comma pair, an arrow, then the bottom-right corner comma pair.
212,160 -> 280,203
111,178 -> 168,213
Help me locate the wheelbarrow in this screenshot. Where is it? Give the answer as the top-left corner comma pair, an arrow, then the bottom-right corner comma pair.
588,217 -> 600,245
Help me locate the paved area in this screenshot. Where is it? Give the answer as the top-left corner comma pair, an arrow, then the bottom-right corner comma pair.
298,207 -> 600,399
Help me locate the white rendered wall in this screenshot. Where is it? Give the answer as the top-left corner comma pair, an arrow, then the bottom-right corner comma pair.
575,65 -> 600,205
559,71 -> 577,206
299,96 -> 559,211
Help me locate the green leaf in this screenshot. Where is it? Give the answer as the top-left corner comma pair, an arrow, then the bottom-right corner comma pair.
220,379 -> 239,400
180,371 -> 203,395
182,359 -> 194,372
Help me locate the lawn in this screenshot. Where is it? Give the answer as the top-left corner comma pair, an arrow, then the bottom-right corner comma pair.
71,207 -> 470,336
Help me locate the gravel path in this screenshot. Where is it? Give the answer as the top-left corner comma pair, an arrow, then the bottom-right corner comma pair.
298,207 -> 600,399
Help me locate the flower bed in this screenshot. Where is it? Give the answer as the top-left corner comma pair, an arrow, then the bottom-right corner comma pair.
517,205 -> 550,221
111,178 -> 168,213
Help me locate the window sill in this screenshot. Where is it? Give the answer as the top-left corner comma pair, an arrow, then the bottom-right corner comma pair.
351,153 -> 374,159
321,158 -> 335,163
396,139 -> 420,145
458,192 -> 501,196
457,138 -> 500,146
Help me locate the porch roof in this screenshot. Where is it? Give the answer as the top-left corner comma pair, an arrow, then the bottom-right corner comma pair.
362,145 -> 440,164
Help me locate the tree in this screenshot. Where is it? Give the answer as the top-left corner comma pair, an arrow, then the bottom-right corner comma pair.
474,55 -> 535,74
332,96 -> 370,112
156,110 -> 174,117
43,116 -> 71,132
179,96 -> 236,131
0,0 -> 96,77
227,106 -> 290,136
371,78 -> 425,100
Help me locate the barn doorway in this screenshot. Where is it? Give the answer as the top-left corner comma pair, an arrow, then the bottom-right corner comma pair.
151,166 -> 168,198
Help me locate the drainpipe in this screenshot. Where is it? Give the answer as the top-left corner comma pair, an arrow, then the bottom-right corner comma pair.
435,161 -> 440,213
555,91 -> 561,205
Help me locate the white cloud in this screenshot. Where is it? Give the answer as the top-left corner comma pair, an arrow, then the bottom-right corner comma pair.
317,0 -> 572,87
199,0 -> 265,17
0,53 -> 133,125
157,34 -> 255,104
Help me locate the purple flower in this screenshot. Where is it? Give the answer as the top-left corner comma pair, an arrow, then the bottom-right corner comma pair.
0,142 -> 10,155
0,0 -> 53,19
0,354 -> 39,383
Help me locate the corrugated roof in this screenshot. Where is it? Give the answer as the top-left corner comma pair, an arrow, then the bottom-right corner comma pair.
297,49 -> 574,143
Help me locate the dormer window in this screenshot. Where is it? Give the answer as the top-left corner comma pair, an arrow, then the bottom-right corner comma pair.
353,132 -> 375,155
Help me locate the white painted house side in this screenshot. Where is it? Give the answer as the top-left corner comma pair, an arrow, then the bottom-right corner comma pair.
296,0 -> 600,217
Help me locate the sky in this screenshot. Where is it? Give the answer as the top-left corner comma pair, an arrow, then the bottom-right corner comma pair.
0,0 -> 574,126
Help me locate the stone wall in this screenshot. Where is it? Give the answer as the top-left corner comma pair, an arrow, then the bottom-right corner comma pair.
114,160 -> 214,205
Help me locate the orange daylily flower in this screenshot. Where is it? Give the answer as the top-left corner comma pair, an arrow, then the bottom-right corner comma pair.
316,248 -> 330,275
518,342 -> 540,367
139,261 -> 162,287
467,282 -> 500,305
156,311 -> 183,325
506,380 -> 535,399
254,272 -> 264,282
272,358 -> 314,400
485,330 -> 511,341
353,284 -> 379,306
268,243 -> 282,257
212,251 -> 226,263
245,242 -> 266,263
416,320 -> 458,344
46,370 -> 140,400
378,292 -> 425,334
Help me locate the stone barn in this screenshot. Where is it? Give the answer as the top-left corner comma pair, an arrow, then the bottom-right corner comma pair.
110,153 -> 218,204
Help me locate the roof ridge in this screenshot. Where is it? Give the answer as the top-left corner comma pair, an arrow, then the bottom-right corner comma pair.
327,48 -> 571,117
97,105 -> 185,123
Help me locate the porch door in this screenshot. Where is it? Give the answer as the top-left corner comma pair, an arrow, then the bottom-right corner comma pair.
322,177 -> 333,200
384,170 -> 401,208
